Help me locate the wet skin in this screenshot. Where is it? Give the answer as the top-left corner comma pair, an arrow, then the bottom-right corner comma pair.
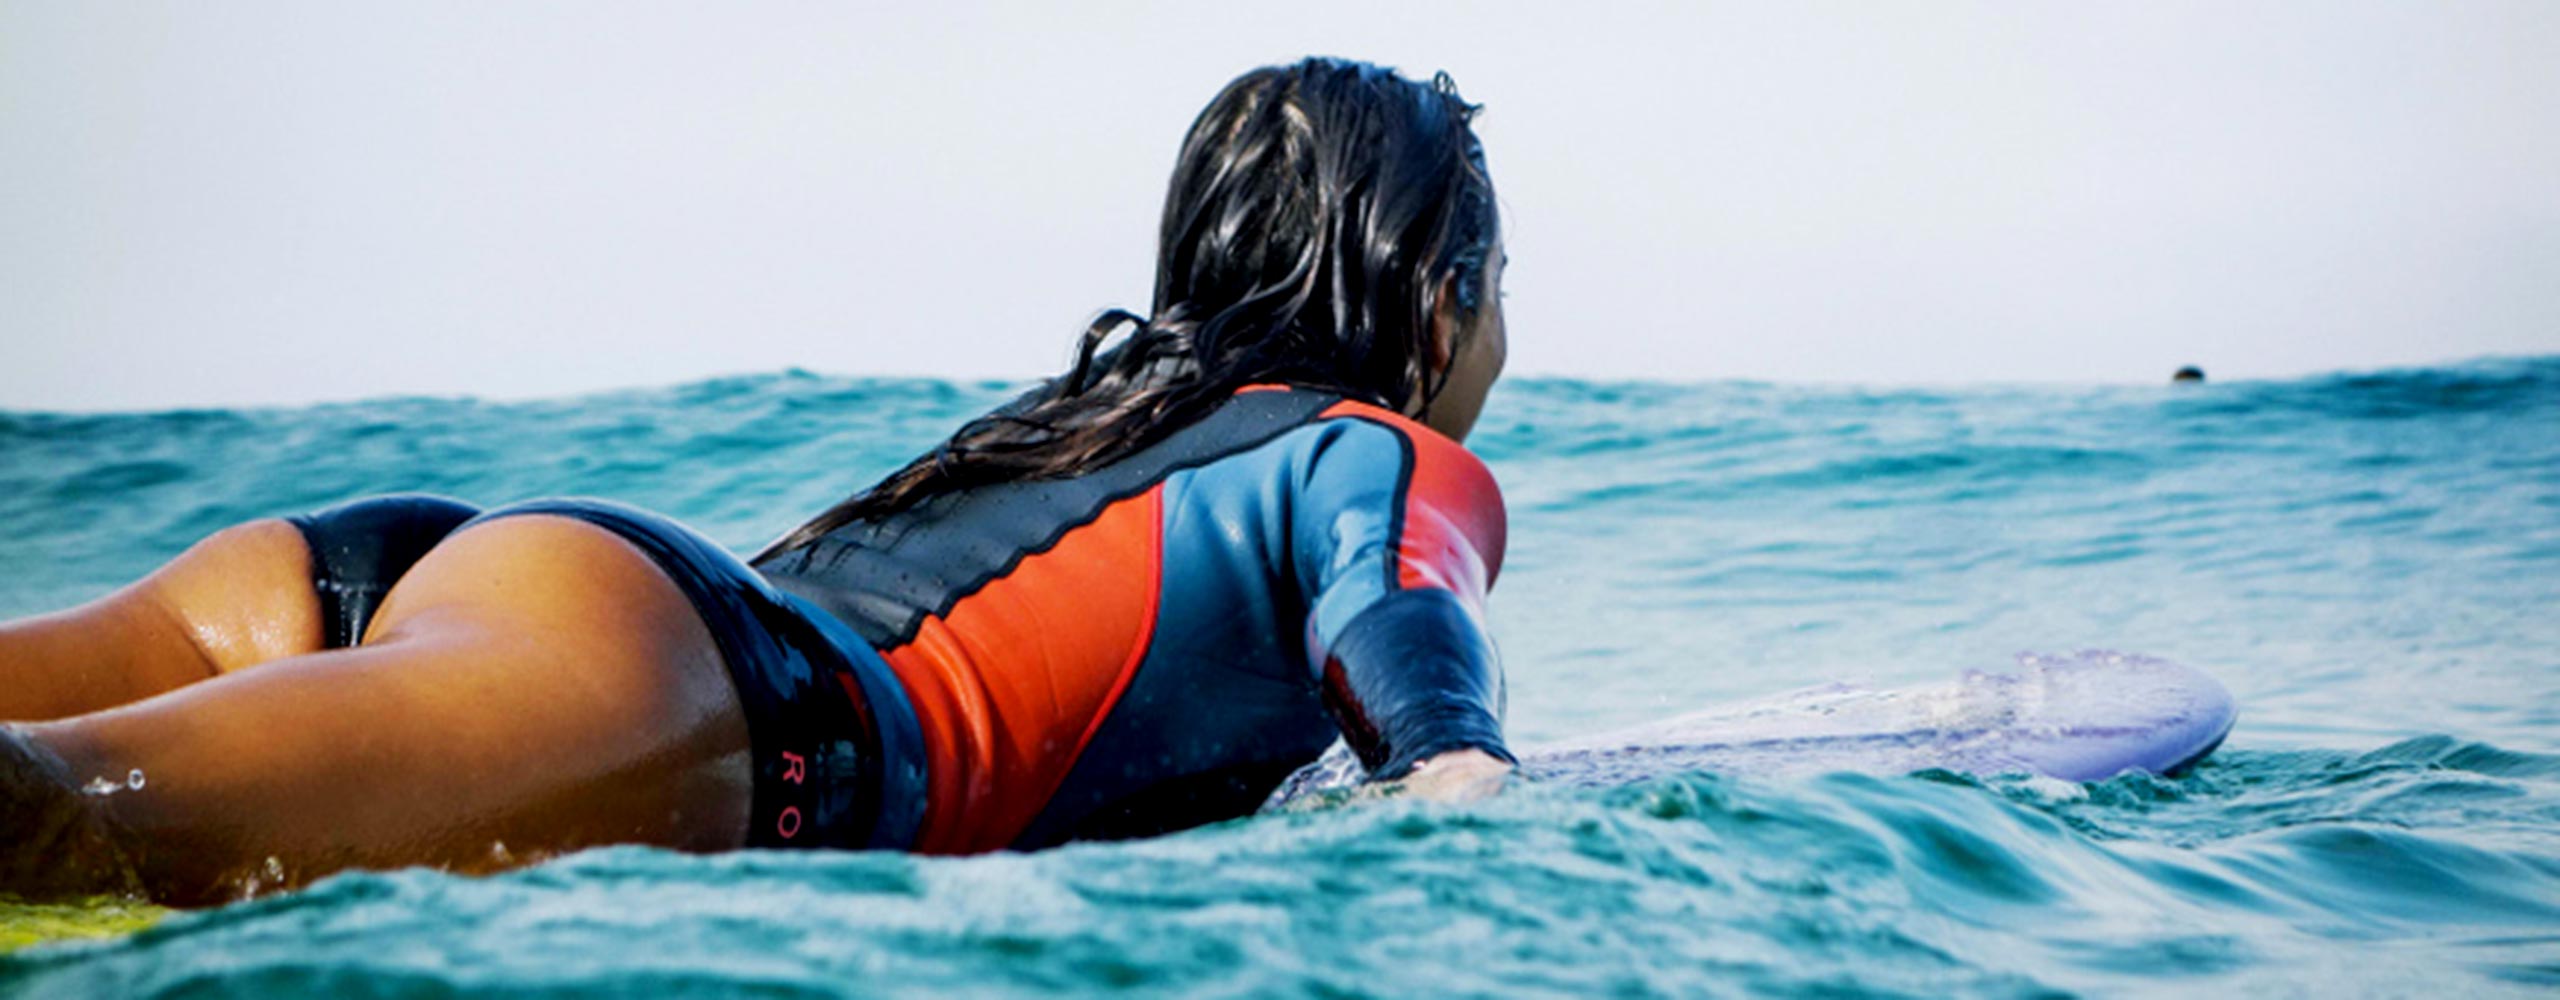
1,518 -> 751,904
0,256 -> 1512,903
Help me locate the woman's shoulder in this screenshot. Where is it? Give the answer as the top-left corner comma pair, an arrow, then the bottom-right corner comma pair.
1219,387 -> 1506,552
1293,392 -> 1499,498
1233,388 -> 1508,590
1229,384 -> 1478,459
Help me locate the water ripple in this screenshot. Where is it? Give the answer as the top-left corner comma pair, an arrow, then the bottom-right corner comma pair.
4,357 -> 2557,995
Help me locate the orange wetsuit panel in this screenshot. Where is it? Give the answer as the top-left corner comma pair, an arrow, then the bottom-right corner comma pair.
880,488 -> 1164,854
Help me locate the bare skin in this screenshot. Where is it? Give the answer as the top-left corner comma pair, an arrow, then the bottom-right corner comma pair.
0,726 -> 141,898
2,516 -> 753,905
1397,247 -> 1516,801
0,256 -> 1512,903
1414,250 -> 1509,446
0,520 -> 322,723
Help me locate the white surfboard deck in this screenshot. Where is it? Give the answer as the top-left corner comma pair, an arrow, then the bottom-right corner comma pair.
1265,651 -> 2237,807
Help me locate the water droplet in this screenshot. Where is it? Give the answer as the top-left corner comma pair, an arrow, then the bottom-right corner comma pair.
126,768 -> 145,790
81,775 -> 118,796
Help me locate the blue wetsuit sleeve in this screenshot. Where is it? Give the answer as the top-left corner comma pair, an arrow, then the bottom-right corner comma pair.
1292,413 -> 1514,779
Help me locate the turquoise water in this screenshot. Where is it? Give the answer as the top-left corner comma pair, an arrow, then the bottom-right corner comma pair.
4,358 -> 2558,996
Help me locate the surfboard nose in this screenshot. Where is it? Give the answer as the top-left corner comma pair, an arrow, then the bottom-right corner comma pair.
2000,651 -> 2239,782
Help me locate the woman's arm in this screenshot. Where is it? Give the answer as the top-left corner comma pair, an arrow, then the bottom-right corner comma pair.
1291,404 -> 1516,788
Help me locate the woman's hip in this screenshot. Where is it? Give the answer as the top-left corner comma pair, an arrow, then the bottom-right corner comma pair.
428,497 -> 928,851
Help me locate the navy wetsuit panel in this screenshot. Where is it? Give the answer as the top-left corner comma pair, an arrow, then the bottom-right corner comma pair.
755,390 -> 1340,648
1286,418 -> 1513,778
1013,408 -> 1512,846
460,499 -> 928,851
754,389 -> 1510,850
280,386 -> 1509,856
284,494 -> 482,648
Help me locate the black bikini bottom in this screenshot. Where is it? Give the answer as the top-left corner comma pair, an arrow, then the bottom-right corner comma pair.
284,494 -> 926,850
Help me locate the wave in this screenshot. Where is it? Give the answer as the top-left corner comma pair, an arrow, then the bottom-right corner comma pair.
2167,355 -> 2560,424
9,740 -> 2558,996
2,355 -> 2554,995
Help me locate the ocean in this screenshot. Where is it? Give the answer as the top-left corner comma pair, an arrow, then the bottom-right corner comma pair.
3,358 -> 2556,997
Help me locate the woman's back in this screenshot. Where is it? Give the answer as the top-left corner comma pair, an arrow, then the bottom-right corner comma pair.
756,387 -> 1507,853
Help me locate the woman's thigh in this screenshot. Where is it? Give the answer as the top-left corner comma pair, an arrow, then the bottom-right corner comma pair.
0,519 -> 323,722
22,514 -> 754,904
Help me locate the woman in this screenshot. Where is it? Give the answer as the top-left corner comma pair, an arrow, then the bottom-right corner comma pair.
1,57 -> 1515,905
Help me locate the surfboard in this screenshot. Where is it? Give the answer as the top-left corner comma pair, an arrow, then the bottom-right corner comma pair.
1266,650 -> 2237,807
0,898 -> 168,954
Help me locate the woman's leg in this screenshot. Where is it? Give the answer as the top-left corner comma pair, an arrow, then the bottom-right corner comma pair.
0,520 -> 324,722
2,515 -> 754,905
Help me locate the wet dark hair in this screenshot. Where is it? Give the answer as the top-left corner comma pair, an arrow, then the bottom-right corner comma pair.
763,58 -> 1498,557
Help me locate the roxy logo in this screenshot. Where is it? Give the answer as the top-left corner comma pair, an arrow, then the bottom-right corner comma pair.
776,751 -> 807,839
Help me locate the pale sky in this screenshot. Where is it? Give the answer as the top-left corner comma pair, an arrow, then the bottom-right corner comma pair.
4,2 -> 2556,411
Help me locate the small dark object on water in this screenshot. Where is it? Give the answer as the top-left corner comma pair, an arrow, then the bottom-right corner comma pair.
2172,366 -> 2206,384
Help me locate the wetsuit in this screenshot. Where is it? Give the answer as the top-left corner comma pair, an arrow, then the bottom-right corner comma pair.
283,386 -> 1511,854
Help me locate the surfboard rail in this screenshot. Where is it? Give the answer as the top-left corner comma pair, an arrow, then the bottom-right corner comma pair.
1266,651 -> 2238,807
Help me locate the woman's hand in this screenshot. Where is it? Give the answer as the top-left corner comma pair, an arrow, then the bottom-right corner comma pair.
1380,748 -> 1514,804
